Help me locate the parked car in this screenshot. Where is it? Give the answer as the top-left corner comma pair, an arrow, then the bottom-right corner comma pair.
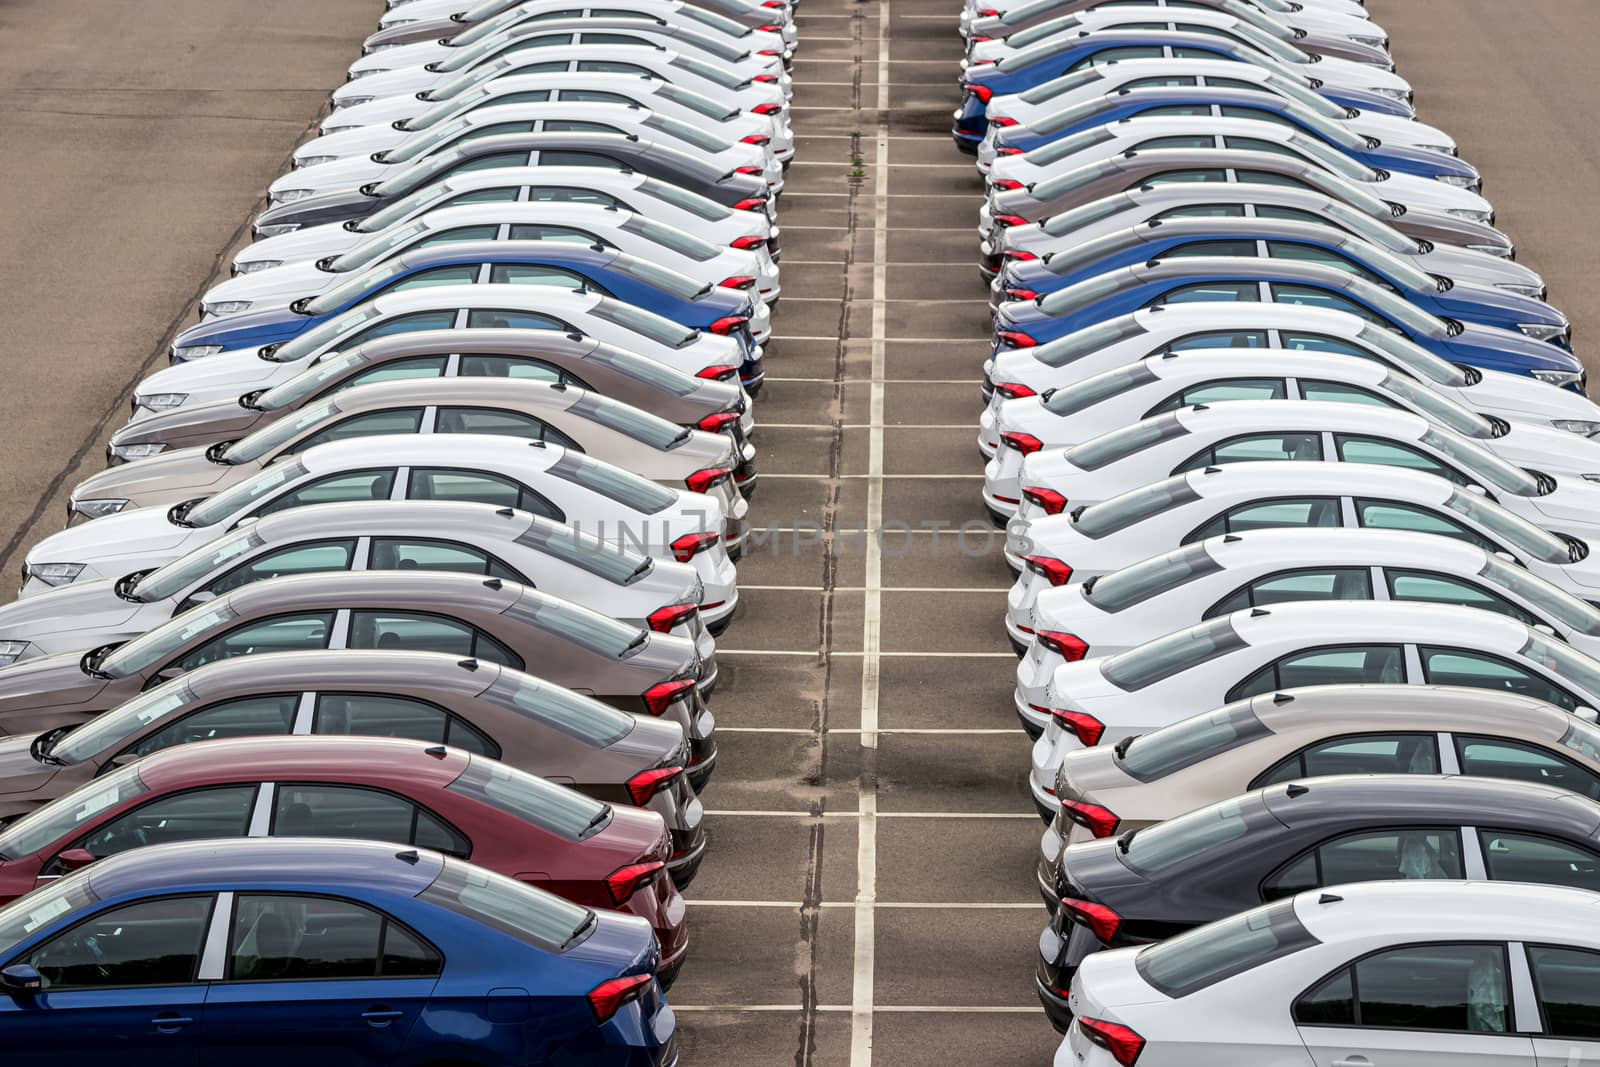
969,3 -> 1381,60
373,0 -> 795,49
0,837 -> 675,1065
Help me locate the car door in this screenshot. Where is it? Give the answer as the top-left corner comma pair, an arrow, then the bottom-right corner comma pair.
1296,942 -> 1536,1066
1525,944 -> 1600,1064
0,895 -> 214,1066
1227,644 -> 1407,702
199,893 -> 441,1067
1261,824 -> 1463,901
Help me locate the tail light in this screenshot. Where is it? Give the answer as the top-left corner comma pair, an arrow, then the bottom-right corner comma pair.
1023,555 -> 1071,586
1037,632 -> 1089,664
1003,250 -> 1037,262
709,316 -> 750,335
997,146 -> 1023,156
759,24 -> 783,32
1061,898 -> 1122,945
698,411 -> 741,433
762,1 -> 785,8
992,214 -> 1029,228
976,8 -> 999,14
1061,798 -> 1120,838
606,860 -> 667,904
720,275 -> 757,290
991,116 -> 1018,127
686,467 -> 733,494
757,49 -> 782,57
1005,288 -> 1038,301
742,134 -> 772,145
991,178 -> 1023,191
670,530 -> 721,562
1000,431 -> 1042,454
730,235 -> 768,251
1051,707 -> 1104,746
970,34 -> 992,41
642,678 -> 697,717
967,84 -> 994,104
996,330 -> 1037,348
992,381 -> 1035,399
733,165 -> 764,176
588,973 -> 654,1023
1078,1017 -> 1145,1067
647,602 -> 699,634
752,74 -> 780,84
695,364 -> 741,381
750,102 -> 784,116
732,197 -> 768,211
1022,486 -> 1067,514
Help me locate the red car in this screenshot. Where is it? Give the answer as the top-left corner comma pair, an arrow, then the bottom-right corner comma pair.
0,735 -> 689,984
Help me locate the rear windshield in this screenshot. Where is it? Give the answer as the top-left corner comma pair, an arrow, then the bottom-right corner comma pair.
515,515 -> 654,584
1032,157 -> 1124,201
1040,195 -> 1131,239
549,450 -> 677,513
446,754 -> 610,839
1121,796 -> 1258,874
1036,316 -> 1148,369
587,342 -> 700,396
643,113 -> 731,154
1018,67 -> 1103,105
618,216 -> 719,261
590,298 -> 700,349
505,590 -> 650,658
668,54 -> 747,91
1064,413 -> 1188,471
421,857 -> 593,951
638,176 -> 732,221
481,671 -> 634,745
1074,475 -> 1201,539
0,763 -> 150,862
1040,229 -> 1141,279
1136,900 -> 1318,998
568,392 -> 692,451
1086,543 -> 1222,613
612,253 -> 709,301
1035,271 -> 1126,315
1100,617 -> 1246,691
1043,361 -> 1157,417
654,81 -> 739,121
1118,701 -> 1270,782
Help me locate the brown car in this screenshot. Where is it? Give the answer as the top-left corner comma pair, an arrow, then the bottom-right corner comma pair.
0,569 -> 717,787
107,328 -> 757,492
0,649 -> 708,884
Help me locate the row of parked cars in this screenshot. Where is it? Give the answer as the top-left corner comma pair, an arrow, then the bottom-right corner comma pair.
0,0 -> 802,1062
951,2 -> 1600,1064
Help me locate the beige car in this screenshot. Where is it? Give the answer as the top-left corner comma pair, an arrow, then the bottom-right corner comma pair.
1038,684 -> 1600,903
75,377 -> 748,548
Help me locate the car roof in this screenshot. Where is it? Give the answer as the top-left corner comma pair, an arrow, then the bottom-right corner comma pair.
182,648 -> 506,703
325,327 -> 600,366
314,375 -> 586,416
1259,772 -> 1600,835
297,430 -> 567,474
87,837 -> 444,900
1129,256 -> 1376,292
1167,398 -> 1432,439
389,202 -> 641,233
1228,598 -> 1533,648
1138,347 -> 1391,386
1122,182 -> 1345,211
247,498 -> 538,546
134,735 -> 473,794
1184,459 -> 1457,502
1249,683 -> 1577,745
1201,526 -> 1489,574
1292,880 -> 1600,947
1123,302 -> 1373,338
367,280 -> 603,316
217,567 -> 525,618
1125,215 -> 1377,250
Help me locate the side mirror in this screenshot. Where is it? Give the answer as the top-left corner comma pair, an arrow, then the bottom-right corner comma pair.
0,964 -> 41,996
1576,706 -> 1599,724
54,849 -> 96,873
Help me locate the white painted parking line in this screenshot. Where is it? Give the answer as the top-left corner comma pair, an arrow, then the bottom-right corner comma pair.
758,423 -> 978,429
711,650 -> 1018,658
717,726 -> 1024,735
775,260 -> 973,267
789,160 -> 976,168
671,1005 -> 1043,1013
739,584 -> 1011,592
781,192 -> 975,199
688,900 -> 1040,908
704,810 -> 1040,819
756,472 -> 983,479
763,376 -> 980,382
779,295 -> 992,303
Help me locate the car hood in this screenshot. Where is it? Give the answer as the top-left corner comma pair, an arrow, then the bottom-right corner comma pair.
25,509 -> 195,572
1525,480 -> 1600,527
0,580 -> 147,644
139,348 -> 292,401
1301,53 -> 1410,95
0,653 -> 111,717
1417,245 -> 1542,293
270,154 -> 396,199
235,221 -> 366,270
0,734 -> 61,796
72,448 -> 236,506
1348,111 -> 1453,152
109,396 -> 269,451
253,187 -> 381,233
201,261 -> 337,310
1375,170 -> 1491,215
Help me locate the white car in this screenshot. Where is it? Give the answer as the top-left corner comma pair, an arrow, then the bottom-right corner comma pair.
967,0 -> 1376,46
234,166 -> 778,278
0,500 -> 717,668
983,350 -> 1596,515
22,435 -> 740,626
1000,399 -> 1600,522
1063,880 -> 1600,1067
1027,600 -> 1600,806
135,285 -> 757,419
206,203 -> 777,321
979,306 -> 1600,456
376,0 -> 796,49
959,0 -> 1373,38
308,72 -> 792,165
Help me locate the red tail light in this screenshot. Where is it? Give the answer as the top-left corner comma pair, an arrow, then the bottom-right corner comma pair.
759,24 -> 783,31
670,530 -> 721,562
750,102 -> 784,115
626,765 -> 685,805
686,466 -> 733,494
732,198 -> 767,212
1051,707 -> 1104,746
970,34 -> 992,41
1037,632 -> 1089,664
709,316 -> 750,335
1078,1017 -> 1145,1067
742,134 -> 773,146
991,178 -> 1023,191
697,411 -> 741,433
1005,288 -> 1038,301
758,48 -> 782,56
991,116 -> 1019,127
995,330 -> 1037,348
1060,897 -> 1123,944
695,364 -> 741,381
719,276 -> 757,291
992,214 -> 1029,228
993,381 -> 1036,399
1022,486 -> 1067,514
752,74 -> 780,83
976,7 -> 999,14
1000,431 -> 1043,454
642,678 -> 696,717
730,235 -> 768,251
762,1 -> 785,8
734,165 -> 764,176
1003,250 -> 1038,262
971,58 -> 997,66
967,84 -> 994,104
646,602 -> 699,634
1023,555 -> 1072,586
606,860 -> 667,904
1061,798 -> 1120,838
997,146 -> 1023,156
588,973 -> 654,1023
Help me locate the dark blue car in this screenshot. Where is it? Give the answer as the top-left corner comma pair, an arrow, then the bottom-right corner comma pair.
0,837 -> 676,1066
954,28 -> 1412,147
172,241 -> 763,386
992,257 -> 1586,388
985,86 -> 1479,187
994,221 -> 1568,345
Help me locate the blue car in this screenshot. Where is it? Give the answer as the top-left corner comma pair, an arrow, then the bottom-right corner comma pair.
992,257 -> 1586,389
171,242 -> 764,387
0,837 -> 675,1066
985,86 -> 1479,188
994,222 -> 1569,345
954,28 -> 1413,147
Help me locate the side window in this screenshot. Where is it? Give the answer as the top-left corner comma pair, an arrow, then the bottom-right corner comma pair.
1151,203 -> 1249,220
1067,46 -> 1164,71
1386,570 -> 1539,626
1336,435 -> 1470,486
254,469 -> 396,517
1295,967 -> 1355,1026
1263,828 -> 1462,901
1281,332 -> 1384,360
523,186 -> 622,207
1165,329 -> 1271,351
1256,734 -> 1441,788
1479,831 -> 1600,892
1234,170 -> 1316,190
381,264 -> 480,293
1355,499 -> 1501,553
1297,380 -> 1399,410
369,537 -> 523,581
1135,168 -> 1229,188
125,694 -> 302,760
312,692 -> 498,758
575,60 -> 655,74
539,119 -> 618,134
1271,283 -> 1392,327
434,406 -> 579,448
1151,281 -> 1260,306
464,308 -> 566,331
1218,106 -> 1296,130
66,786 -> 259,869
1265,242 -> 1388,287
347,610 -> 522,669
1132,135 -> 1218,151
537,150 -> 627,170
1205,568 -> 1372,618
1140,104 -> 1216,118
1146,378 -> 1287,416
191,540 -> 359,606
457,354 -> 585,386
173,613 -> 336,672
227,894 -> 442,981
1254,206 -> 1334,227
336,355 -> 450,392
1222,136 -> 1300,160
1353,944 -> 1511,1033
489,264 -> 609,298
505,224 -> 601,245
272,784 -> 468,857
447,151 -> 535,176
27,896 -> 214,990
1228,645 -> 1405,702
1121,75 -> 1197,89
1183,497 -> 1340,543
286,409 -> 426,454
407,467 -> 562,520
1160,239 -> 1259,260
1455,736 -> 1600,801
558,89 -> 632,104
342,310 -> 459,348
1174,431 -> 1322,473
1528,945 -> 1600,1039
1419,647 -> 1580,710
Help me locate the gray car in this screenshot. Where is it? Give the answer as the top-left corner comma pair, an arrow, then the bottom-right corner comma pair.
252,131 -> 771,235
0,569 -> 717,786
0,649 -> 707,882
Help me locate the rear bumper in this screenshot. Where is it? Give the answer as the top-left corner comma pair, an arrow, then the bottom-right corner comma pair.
685,741 -> 717,792
1035,972 -> 1075,1033
667,831 -> 708,889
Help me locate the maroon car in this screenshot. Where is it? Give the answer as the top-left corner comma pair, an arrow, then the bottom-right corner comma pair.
0,735 -> 690,984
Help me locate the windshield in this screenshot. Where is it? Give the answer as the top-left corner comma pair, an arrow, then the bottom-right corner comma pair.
568,391 -> 691,450
132,529 -> 266,603
447,5 -> 530,47
1355,326 -> 1467,387
1562,718 -> 1600,762
0,874 -> 99,953
1375,372 -> 1491,437
360,178 -> 478,233
184,459 -> 310,528
99,603 -> 240,678
1136,899 -> 1317,998
1040,194 -> 1132,238
515,517 -> 655,583
1280,133 -> 1377,181
1101,617 -> 1246,691
304,260 -> 418,317
372,145 -> 488,198
1199,18 -> 1306,64
258,350 -> 370,410
505,592 -> 650,657
481,671 -> 634,745
1042,361 -> 1158,416
224,399 -> 343,463
1035,271 -> 1129,316
590,297 -> 700,348
1259,72 -> 1349,120
1018,67 -> 1103,106
1034,316 -> 1149,369
1119,701 -> 1270,782
0,763 -> 150,861
1418,426 -> 1540,496
420,857 -> 592,951
638,176 -> 731,221
50,681 -> 195,766
643,113 -> 731,154
1319,202 -> 1421,254
385,116 -> 475,165
1340,276 -> 1446,337
613,254 -> 707,301
1442,490 -> 1570,564
405,86 -> 493,133
1086,543 -> 1223,613
1521,633 -> 1600,702
1065,412 -> 1189,471
267,306 -> 386,365
653,80 -> 738,121
331,221 -> 431,274
618,215 -> 719,260
1074,474 -> 1201,539
446,754 -> 610,838
1483,559 -> 1600,636
425,57 -> 518,104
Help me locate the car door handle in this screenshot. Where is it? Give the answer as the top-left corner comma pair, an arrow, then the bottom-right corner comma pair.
361,1007 -> 405,1026
1333,1058 -> 1372,1067
152,1012 -> 193,1033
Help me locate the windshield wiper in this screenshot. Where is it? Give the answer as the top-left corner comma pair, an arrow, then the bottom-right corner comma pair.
559,912 -> 599,951
240,389 -> 269,412
1116,827 -> 1140,854
168,499 -> 203,529
30,726 -> 72,767
80,644 -> 116,681
1113,734 -> 1138,760
205,440 -> 237,465
113,569 -> 155,604
620,630 -> 650,656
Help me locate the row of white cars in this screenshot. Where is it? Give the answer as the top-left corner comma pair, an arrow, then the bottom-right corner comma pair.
952,2 -> 1600,1064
